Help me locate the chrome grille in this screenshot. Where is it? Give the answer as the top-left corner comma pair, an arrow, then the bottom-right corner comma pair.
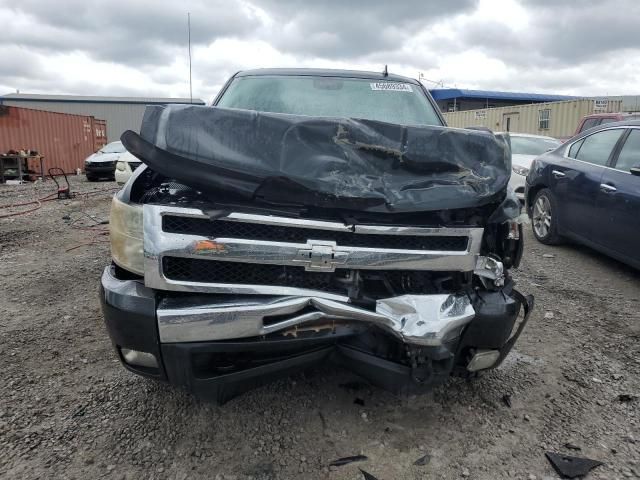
143,205 -> 484,298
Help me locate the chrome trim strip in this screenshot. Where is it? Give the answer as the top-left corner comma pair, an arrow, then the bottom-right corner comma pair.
144,204 -> 484,295
157,238 -> 478,269
157,293 -> 475,346
223,212 -> 354,232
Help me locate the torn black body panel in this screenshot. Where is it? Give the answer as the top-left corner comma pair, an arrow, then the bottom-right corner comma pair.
122,105 -> 511,213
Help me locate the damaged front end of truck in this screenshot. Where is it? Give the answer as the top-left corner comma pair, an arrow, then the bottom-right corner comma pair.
101,104 -> 533,404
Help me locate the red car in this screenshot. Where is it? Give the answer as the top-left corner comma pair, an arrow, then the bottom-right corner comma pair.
574,112 -> 640,136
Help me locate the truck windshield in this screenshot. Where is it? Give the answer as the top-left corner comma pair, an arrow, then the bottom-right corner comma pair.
217,75 -> 442,127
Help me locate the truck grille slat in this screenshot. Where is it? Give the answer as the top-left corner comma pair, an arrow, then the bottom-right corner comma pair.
162,257 -> 446,296
162,215 -> 468,251
163,257 -> 343,293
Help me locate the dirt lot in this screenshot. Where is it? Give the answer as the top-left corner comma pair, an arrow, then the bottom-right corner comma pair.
1,177 -> 639,480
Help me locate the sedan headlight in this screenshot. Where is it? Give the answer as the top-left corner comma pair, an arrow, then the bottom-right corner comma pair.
116,161 -> 126,172
512,165 -> 529,176
109,196 -> 144,275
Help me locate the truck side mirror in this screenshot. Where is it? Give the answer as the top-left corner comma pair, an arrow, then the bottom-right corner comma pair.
631,166 -> 640,176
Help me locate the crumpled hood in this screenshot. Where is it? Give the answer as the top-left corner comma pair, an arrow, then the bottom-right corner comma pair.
122,105 -> 511,213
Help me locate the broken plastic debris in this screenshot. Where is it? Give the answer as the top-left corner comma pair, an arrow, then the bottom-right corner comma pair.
329,455 -> 368,467
617,394 -> 637,402
545,452 -> 603,479
413,453 -> 431,466
502,394 -> 512,408
359,468 -> 379,480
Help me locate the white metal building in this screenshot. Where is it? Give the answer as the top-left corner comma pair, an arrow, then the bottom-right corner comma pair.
0,94 -> 205,142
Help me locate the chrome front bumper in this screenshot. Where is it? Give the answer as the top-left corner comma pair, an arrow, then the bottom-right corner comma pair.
157,292 -> 475,346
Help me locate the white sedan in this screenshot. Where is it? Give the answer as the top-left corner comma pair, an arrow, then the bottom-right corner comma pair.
84,141 -> 126,181
115,151 -> 143,185
503,133 -> 561,201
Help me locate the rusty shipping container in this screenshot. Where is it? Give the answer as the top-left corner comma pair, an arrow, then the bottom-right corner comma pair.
443,98 -> 624,138
0,105 -> 107,175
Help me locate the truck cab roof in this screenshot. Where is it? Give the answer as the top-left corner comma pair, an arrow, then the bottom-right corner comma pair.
234,68 -> 421,85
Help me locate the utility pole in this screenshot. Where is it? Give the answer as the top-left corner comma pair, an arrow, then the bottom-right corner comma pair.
188,12 -> 193,104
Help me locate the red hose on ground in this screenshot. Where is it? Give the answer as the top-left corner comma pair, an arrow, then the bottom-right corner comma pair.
1,192 -> 57,208
0,186 -> 118,219
0,199 -> 43,218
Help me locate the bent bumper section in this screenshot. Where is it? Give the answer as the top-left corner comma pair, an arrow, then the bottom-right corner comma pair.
157,292 -> 475,346
100,266 -> 532,403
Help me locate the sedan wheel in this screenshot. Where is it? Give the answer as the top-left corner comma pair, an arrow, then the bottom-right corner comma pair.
531,188 -> 562,245
533,195 -> 551,238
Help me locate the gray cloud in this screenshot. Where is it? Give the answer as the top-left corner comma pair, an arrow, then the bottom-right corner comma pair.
251,0 -> 478,59
0,0 -> 638,97
2,0 -> 260,66
0,46 -> 43,80
458,0 -> 640,68
531,1 -> 640,62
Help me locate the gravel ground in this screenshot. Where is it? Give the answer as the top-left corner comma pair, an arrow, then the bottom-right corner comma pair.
1,177 -> 639,480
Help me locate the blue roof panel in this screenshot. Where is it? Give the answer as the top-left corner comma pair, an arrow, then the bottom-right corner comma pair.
429,88 -> 577,103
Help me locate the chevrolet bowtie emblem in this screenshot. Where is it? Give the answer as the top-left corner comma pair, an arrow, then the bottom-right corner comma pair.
294,241 -> 349,271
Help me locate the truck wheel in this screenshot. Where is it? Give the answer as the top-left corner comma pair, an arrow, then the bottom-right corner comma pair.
532,188 -> 562,245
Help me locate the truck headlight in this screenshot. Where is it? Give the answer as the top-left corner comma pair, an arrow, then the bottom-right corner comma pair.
109,196 -> 144,275
512,165 -> 529,176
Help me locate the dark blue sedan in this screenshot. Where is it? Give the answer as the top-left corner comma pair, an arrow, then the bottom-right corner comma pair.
525,120 -> 640,269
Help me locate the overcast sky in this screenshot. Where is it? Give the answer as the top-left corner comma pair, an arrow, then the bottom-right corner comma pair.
1,0 -> 638,100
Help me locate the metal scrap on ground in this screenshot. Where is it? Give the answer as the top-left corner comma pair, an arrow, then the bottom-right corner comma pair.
413,454 -> 431,466
359,468 -> 380,480
329,455 -> 368,467
545,452 -> 603,478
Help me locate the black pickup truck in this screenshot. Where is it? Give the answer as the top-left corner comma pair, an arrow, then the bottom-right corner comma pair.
100,68 -> 532,403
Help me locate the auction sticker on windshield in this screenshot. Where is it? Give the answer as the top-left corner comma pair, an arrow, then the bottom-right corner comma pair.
370,82 -> 413,92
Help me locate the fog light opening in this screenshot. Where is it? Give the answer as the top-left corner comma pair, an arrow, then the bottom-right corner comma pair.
120,348 -> 158,369
467,349 -> 500,372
